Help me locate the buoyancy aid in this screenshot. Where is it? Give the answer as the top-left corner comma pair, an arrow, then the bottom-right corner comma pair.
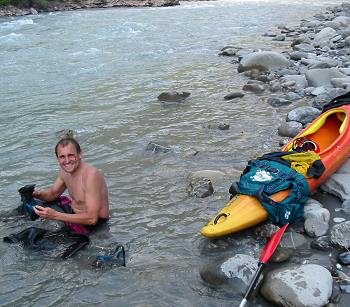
229,151 -> 325,225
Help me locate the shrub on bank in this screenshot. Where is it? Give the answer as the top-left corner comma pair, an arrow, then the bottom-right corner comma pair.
1,0 -> 53,9
0,0 -> 12,6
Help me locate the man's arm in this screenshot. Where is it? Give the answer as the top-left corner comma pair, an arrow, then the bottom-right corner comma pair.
34,169 -> 103,225
33,172 -> 66,202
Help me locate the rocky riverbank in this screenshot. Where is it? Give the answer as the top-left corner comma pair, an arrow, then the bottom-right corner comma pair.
0,0 -> 180,17
195,2 -> 350,306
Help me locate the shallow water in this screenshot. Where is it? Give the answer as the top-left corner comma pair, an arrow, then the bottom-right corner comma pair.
0,0 -> 348,306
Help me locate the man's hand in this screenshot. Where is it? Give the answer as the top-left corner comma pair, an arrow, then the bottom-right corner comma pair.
33,190 -> 41,199
33,205 -> 57,220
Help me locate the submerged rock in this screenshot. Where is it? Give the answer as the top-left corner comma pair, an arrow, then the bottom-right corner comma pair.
146,142 -> 171,153
187,177 -> 214,198
200,254 -> 257,291
157,91 -> 190,103
224,91 -> 244,100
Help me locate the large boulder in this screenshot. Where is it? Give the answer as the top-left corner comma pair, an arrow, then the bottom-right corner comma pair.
200,254 -> 257,289
260,264 -> 333,307
238,51 -> 290,72
286,106 -> 321,125
320,173 -> 350,201
305,68 -> 345,88
313,27 -> 337,47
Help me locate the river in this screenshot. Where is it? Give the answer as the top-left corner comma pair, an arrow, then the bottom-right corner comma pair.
0,0 -> 347,306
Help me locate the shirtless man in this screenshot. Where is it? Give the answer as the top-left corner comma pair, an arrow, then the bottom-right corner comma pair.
33,137 -> 109,228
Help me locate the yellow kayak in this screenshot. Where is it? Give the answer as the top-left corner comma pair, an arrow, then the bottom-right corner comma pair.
201,104 -> 350,238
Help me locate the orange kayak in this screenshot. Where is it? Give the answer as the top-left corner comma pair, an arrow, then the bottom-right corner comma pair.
201,104 -> 350,238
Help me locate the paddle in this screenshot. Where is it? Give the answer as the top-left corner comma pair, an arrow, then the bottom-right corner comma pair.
238,223 -> 289,307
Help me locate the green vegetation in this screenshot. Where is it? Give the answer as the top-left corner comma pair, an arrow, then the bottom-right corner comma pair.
0,0 -> 56,9
0,0 -> 12,6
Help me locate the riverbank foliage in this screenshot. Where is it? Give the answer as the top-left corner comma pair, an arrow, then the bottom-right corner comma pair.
0,0 -> 54,9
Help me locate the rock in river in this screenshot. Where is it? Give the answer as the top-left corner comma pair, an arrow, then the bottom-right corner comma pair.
260,264 -> 333,307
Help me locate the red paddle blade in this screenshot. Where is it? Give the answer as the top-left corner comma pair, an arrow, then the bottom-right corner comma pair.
259,223 -> 289,264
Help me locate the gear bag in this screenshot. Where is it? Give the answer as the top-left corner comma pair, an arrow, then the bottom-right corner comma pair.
231,158 -> 310,225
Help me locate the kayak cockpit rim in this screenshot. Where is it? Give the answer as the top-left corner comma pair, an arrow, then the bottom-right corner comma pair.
284,108 -> 348,155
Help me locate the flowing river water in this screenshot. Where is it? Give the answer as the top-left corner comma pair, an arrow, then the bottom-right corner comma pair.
0,0 -> 348,306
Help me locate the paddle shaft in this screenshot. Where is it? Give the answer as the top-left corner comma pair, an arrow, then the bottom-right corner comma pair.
238,223 -> 289,307
238,263 -> 264,307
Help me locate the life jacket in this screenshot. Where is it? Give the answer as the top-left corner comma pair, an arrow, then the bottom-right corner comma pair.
258,151 -> 325,178
229,151 -> 325,225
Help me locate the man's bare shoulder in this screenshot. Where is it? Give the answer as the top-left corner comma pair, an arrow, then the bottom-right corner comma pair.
82,163 -> 105,182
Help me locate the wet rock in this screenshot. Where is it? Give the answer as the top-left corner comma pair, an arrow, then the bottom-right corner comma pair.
280,231 -> 307,249
270,246 -> 293,263
254,223 -> 280,238
320,173 -> 350,201
278,121 -> 303,138
260,264 -> 333,307
345,36 -> 350,46
272,34 -> 286,41
279,138 -> 292,147
189,170 -> 226,183
285,92 -> 303,101
267,97 -> 292,107
218,123 -> 230,130
238,51 -> 290,73
324,20 -> 342,30
311,236 -> 333,251
183,148 -> 199,157
304,198 -> 324,213
312,88 -> 348,109
224,91 -> 244,100
281,75 -> 308,89
336,159 -> 350,174
200,254 -> 257,289
304,201 -> 330,237
157,91 -> 190,103
187,177 -> 214,198
341,199 -> 350,215
333,217 -> 346,223
291,34 -> 313,46
289,51 -> 309,60
30,8 -> 38,15
293,43 -> 315,52
286,106 -> 321,125
242,83 -> 265,93
313,27 -> 337,48
338,251 -> 350,265
333,16 -> 350,27
331,77 -> 350,88
330,221 -> 350,248
305,67 -> 345,88
146,142 -> 171,153
219,46 -> 241,56
340,284 -> 350,294
310,86 -> 327,96
269,80 -> 282,92
205,123 -> 230,130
